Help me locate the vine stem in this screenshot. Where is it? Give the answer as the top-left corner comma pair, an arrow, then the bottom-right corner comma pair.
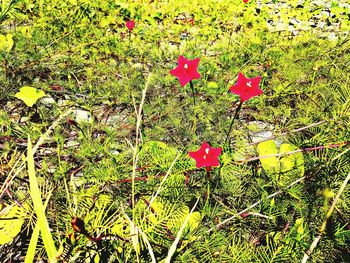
201,142 -> 349,236
301,171 -> 350,263
224,101 -> 243,148
247,119 -> 328,146
206,175 -> 306,233
114,142 -> 347,183
234,141 -> 348,164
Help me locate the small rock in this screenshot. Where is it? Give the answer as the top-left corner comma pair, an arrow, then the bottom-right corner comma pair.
247,121 -> 274,143
73,109 -> 93,124
65,140 -> 80,148
40,96 -> 56,105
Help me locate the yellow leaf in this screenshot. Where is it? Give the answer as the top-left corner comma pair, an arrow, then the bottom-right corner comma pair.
0,205 -> 25,245
280,143 -> 304,176
257,140 -> 279,174
295,217 -> 304,234
0,34 -> 14,52
100,15 -> 115,27
323,188 -> 335,199
15,86 -> 46,107
297,224 -> 304,235
19,26 -> 33,39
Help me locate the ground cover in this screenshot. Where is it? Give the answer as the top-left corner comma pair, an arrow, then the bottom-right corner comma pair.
0,0 -> 350,262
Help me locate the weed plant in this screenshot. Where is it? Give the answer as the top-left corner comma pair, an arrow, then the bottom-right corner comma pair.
0,0 -> 350,262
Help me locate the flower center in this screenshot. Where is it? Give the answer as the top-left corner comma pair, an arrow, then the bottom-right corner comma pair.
184,63 -> 189,69
203,148 -> 210,159
246,81 -> 252,87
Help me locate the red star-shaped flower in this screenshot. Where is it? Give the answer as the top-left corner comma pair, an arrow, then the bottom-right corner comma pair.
170,55 -> 201,87
126,20 -> 135,31
188,142 -> 222,169
229,72 -> 263,102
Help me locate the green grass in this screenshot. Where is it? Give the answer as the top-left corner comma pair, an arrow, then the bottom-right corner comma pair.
1,0 -> 350,262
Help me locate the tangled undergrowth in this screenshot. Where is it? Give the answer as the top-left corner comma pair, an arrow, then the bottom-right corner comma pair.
1,0 -> 350,262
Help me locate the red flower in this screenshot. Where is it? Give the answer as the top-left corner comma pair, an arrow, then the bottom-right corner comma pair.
170,55 -> 201,87
189,142 -> 222,169
126,20 -> 135,31
229,72 -> 263,102
243,0 -> 249,3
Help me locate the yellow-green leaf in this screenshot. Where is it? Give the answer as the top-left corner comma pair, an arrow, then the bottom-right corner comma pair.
19,26 -> 33,39
15,86 -> 46,107
0,33 -> 14,52
0,205 -> 25,245
296,217 -> 304,234
111,217 -> 129,239
280,143 -> 304,176
185,211 -> 201,232
100,15 -> 115,27
323,188 -> 335,199
257,140 -> 279,174
205,81 -> 219,94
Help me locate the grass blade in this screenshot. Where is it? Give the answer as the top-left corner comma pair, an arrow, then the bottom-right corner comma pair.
25,189 -> 53,263
24,220 -> 40,263
164,197 -> 200,263
27,136 -> 57,261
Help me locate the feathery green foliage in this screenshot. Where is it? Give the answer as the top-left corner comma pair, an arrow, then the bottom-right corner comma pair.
0,0 -> 350,262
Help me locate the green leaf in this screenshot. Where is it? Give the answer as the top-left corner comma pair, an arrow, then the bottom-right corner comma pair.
15,86 -> 46,107
0,205 -> 25,245
257,140 -> 279,174
139,141 -> 178,169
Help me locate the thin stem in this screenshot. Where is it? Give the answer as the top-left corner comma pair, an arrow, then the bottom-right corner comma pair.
235,141 -> 348,164
224,101 -> 243,147
146,153 -> 180,212
302,171 -> 350,263
0,108 -> 74,199
189,80 -> 196,107
131,74 -> 151,246
206,176 -> 305,233
165,197 -> 200,263
247,119 -> 328,146
189,80 -> 197,139
206,166 -> 211,179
